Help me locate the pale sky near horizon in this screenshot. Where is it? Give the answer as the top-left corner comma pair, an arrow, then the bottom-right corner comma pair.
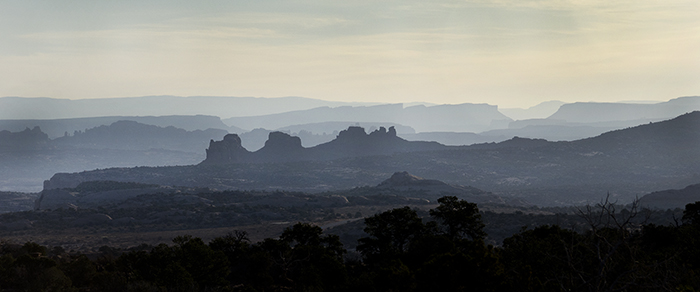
1,0 -> 698,108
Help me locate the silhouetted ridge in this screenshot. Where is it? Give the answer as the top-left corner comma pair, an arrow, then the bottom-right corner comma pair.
52,120 -> 228,153
263,132 -> 304,150
575,111 -> 700,151
0,126 -> 50,151
201,126 -> 447,164
638,183 -> 700,210
469,136 -> 553,150
547,96 -> 700,123
378,171 -> 446,187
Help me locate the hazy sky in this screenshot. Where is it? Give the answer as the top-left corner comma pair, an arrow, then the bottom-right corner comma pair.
1,0 -> 698,108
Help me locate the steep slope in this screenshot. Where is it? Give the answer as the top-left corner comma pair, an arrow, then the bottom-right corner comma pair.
574,111 -> 700,153
638,184 -> 700,210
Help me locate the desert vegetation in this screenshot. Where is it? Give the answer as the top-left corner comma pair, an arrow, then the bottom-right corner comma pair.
0,197 -> 698,291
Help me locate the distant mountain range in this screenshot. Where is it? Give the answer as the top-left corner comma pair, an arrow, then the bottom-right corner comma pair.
3,96 -> 699,147
482,96 -> 700,142
0,96 -> 376,120
223,103 -> 512,133
39,112 -> 700,206
0,115 -> 236,139
499,100 -> 566,120
0,121 -> 231,192
53,120 -> 229,154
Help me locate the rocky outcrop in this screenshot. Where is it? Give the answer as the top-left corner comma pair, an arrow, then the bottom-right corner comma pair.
43,173 -> 86,190
254,132 -> 307,163
204,134 -> 252,163
0,126 -> 50,151
201,126 -> 448,164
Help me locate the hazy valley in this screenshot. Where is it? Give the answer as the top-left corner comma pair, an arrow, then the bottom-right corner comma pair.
1,95 -> 700,291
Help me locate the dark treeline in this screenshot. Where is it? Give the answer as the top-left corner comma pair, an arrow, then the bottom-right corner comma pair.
1,197 -> 700,292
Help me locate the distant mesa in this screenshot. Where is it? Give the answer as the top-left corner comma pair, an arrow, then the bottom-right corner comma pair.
224,102 -> 512,133
547,96 -> 700,123
201,126 -> 447,164
378,171 -> 446,188
204,133 -> 251,163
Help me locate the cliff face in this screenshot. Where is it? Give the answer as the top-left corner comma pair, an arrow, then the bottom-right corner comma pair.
204,134 -> 251,163
254,132 -> 307,163
201,126 -> 448,165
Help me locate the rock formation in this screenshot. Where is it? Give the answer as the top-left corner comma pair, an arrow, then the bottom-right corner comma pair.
201,126 -> 447,164
0,126 -> 50,151
204,133 -> 252,163
377,171 -> 446,188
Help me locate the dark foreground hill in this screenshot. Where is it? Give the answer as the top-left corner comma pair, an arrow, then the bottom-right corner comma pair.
34,172 -> 499,211
639,183 -> 700,210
